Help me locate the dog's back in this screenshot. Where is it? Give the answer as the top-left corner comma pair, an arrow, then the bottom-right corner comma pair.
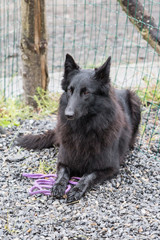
115,89 -> 141,148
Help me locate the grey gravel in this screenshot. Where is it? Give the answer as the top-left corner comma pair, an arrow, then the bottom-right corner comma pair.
0,126 -> 5,134
0,114 -> 160,240
6,154 -> 27,163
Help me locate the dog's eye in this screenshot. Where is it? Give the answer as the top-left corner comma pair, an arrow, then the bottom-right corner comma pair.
81,88 -> 89,96
67,87 -> 73,94
84,90 -> 89,95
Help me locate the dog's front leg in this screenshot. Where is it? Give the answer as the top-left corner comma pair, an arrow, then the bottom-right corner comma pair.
67,168 -> 119,202
51,163 -> 70,198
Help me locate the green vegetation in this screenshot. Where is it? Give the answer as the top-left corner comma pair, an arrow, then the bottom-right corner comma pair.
137,76 -> 160,149
4,212 -> 16,234
0,78 -> 160,130
37,157 -> 58,174
136,77 -> 160,107
33,87 -> 59,116
0,88 -> 60,128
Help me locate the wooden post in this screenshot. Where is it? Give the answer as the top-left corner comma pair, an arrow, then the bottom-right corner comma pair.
118,0 -> 160,55
21,0 -> 49,107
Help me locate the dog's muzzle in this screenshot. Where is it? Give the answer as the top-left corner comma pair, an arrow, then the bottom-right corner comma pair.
65,107 -> 75,120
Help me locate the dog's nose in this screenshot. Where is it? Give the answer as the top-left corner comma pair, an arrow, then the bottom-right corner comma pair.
65,108 -> 74,120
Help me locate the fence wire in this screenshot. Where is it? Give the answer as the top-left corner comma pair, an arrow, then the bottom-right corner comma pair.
0,0 -> 159,153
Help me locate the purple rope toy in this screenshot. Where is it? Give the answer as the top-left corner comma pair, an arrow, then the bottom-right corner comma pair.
22,173 -> 80,196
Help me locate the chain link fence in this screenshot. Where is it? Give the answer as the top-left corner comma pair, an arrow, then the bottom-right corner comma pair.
0,0 -> 159,152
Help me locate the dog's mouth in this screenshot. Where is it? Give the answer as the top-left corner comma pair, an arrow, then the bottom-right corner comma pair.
66,115 -> 75,120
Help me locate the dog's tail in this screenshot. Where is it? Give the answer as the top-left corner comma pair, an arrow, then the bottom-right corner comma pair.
127,90 -> 141,148
17,129 -> 59,150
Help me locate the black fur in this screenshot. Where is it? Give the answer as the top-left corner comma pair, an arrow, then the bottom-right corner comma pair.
17,54 -> 141,202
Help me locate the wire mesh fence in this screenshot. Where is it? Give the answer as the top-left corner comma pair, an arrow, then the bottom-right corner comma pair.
0,0 -> 159,153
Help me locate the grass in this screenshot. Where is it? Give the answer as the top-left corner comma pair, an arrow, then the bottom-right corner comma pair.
137,75 -> 160,150
136,77 -> 160,107
37,159 -> 57,174
4,211 -> 16,234
1,79 -> 159,130
0,88 -> 60,128
1,79 -> 160,150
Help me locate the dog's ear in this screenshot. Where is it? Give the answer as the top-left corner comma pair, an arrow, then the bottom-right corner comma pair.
62,54 -> 80,91
64,54 -> 79,77
95,56 -> 111,84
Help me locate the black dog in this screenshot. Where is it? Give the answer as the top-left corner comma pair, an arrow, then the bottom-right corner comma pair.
18,54 -> 141,202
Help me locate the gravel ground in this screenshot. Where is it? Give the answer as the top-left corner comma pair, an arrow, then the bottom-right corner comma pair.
0,114 -> 160,240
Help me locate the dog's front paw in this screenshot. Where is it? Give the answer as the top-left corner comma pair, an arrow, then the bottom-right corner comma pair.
51,183 -> 66,199
67,186 -> 84,203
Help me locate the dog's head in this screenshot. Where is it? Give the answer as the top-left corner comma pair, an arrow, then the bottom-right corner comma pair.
61,54 -> 111,120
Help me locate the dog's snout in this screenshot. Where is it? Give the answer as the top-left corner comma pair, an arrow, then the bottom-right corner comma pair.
65,107 -> 75,120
